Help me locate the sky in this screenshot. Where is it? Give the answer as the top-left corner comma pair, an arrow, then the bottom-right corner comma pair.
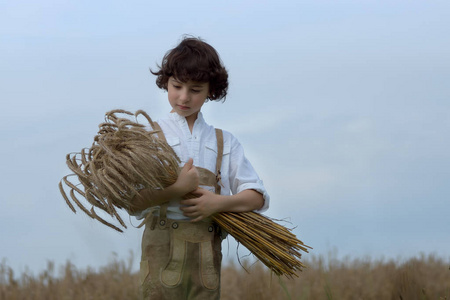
1,0 -> 449,276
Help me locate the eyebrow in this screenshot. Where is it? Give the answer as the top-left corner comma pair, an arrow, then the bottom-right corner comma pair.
191,84 -> 207,88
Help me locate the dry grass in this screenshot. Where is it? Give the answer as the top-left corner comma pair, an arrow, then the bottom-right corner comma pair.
1,253 -> 448,300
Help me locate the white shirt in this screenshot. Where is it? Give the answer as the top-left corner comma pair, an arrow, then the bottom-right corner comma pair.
134,112 -> 270,220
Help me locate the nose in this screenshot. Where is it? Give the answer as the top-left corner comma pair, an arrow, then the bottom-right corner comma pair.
179,89 -> 190,103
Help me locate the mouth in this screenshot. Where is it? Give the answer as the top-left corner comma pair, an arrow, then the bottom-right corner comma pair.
177,105 -> 190,110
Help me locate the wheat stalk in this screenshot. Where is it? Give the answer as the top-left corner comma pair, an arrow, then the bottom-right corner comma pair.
59,109 -> 311,277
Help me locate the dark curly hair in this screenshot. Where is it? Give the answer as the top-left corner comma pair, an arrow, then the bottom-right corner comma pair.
151,37 -> 229,101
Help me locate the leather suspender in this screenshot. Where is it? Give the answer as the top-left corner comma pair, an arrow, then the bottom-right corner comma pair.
214,128 -> 224,195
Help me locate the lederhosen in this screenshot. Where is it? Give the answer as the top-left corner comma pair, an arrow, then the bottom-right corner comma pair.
139,123 -> 224,300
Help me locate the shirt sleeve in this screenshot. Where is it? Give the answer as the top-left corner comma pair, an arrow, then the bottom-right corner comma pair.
227,133 -> 270,213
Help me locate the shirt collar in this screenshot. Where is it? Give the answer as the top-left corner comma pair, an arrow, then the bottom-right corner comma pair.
168,111 -> 205,126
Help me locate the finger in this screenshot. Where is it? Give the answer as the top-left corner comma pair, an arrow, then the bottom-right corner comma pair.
180,199 -> 197,206
187,166 -> 199,178
183,211 -> 200,218
184,158 -> 194,170
191,188 -> 206,196
190,216 -> 204,223
180,205 -> 197,213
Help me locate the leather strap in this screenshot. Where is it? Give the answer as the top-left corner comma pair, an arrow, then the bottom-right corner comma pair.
196,167 -> 219,187
152,122 -> 169,228
214,129 -> 224,195
158,202 -> 168,229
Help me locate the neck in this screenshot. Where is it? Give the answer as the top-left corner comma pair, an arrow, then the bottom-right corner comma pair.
185,112 -> 198,133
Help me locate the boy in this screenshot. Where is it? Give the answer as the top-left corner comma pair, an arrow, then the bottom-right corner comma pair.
132,36 -> 269,299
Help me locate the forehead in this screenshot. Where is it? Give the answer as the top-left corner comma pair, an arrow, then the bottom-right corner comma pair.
170,77 -> 209,87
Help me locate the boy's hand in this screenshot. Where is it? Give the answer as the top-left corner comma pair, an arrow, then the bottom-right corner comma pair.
180,188 -> 220,222
128,159 -> 197,212
173,158 -> 199,196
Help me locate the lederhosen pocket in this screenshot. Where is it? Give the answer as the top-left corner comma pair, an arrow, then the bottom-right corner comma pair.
160,219 -> 220,290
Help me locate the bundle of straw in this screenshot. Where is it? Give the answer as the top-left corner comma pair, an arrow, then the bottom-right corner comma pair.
59,110 -> 178,232
59,109 -> 311,277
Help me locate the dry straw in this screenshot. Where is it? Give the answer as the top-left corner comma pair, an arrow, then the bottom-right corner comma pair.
59,109 -> 311,277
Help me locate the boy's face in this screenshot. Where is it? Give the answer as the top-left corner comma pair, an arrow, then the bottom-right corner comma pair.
167,77 -> 209,122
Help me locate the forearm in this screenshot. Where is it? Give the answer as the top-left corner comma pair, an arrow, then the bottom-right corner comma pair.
214,189 -> 264,213
130,158 -> 199,213
129,183 -> 185,212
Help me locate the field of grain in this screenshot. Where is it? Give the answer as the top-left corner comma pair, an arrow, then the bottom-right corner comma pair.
1,253 -> 449,300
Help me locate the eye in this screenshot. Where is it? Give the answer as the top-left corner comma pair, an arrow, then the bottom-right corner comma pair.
191,89 -> 201,93
172,84 -> 181,89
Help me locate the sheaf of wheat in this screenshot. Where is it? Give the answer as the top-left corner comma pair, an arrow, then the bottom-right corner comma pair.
59,109 -> 311,277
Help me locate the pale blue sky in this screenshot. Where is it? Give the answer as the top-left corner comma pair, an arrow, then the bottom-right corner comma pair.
1,0 -> 449,275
